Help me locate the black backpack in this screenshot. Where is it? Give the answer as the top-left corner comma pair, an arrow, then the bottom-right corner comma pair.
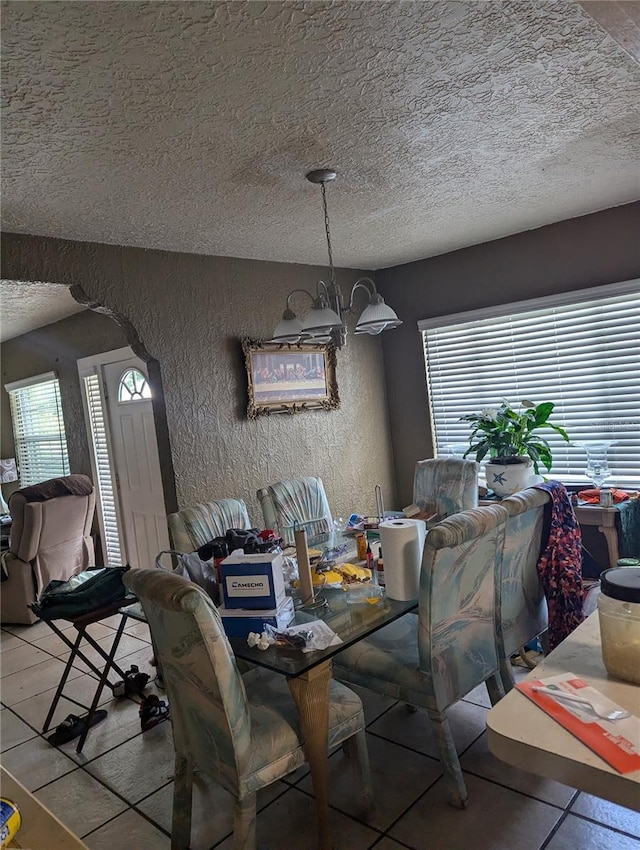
30,566 -> 130,621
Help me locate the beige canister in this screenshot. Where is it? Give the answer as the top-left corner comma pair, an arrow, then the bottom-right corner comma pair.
597,566 -> 640,684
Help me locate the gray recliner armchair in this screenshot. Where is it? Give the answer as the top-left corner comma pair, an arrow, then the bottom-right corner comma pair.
0,475 -> 96,624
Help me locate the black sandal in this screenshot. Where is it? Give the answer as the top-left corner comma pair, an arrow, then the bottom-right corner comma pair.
47,710 -> 108,746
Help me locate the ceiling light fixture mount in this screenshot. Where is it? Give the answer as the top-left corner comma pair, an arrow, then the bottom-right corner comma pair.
271,168 -> 402,348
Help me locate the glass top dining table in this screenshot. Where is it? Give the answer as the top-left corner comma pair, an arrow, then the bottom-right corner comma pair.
230,585 -> 417,677
122,527 -> 418,676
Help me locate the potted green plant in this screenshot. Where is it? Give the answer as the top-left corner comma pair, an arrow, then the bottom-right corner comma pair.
460,400 -> 569,496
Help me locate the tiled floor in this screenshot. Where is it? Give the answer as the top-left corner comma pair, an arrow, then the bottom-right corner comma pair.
1,618 -> 639,850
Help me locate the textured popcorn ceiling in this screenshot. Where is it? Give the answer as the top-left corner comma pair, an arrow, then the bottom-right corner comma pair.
0,281 -> 86,341
2,1 -> 639,270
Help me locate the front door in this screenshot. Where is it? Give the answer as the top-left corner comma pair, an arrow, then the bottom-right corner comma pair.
101,354 -> 170,567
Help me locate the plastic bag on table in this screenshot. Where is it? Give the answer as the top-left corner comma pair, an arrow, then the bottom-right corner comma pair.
155,550 -> 219,604
250,621 -> 341,652
282,554 -> 299,585
264,623 -> 312,649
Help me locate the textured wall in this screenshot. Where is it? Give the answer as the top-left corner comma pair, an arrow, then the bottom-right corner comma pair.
2,1 -> 639,269
376,202 -> 640,505
0,234 -> 396,524
1,308 -> 128,499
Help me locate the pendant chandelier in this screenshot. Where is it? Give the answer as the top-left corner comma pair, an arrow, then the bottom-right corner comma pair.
272,169 -> 402,348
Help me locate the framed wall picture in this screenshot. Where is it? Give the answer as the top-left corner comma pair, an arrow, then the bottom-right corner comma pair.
242,338 -> 340,418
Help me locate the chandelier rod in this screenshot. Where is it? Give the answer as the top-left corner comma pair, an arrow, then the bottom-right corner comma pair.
320,180 -> 337,291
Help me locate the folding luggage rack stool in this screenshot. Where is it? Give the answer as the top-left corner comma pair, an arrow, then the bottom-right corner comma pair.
40,594 -> 139,752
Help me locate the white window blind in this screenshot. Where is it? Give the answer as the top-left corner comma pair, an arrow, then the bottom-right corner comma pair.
5,372 -> 70,486
83,374 -> 123,565
421,283 -> 640,486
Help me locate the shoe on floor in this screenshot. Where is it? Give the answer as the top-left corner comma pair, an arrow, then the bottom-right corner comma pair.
47,710 -> 108,746
113,665 -> 150,697
139,694 -> 169,732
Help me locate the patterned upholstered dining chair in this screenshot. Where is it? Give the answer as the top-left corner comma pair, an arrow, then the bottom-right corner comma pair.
167,497 -> 252,552
123,568 -> 372,850
497,487 -> 551,688
333,504 -> 509,808
413,458 -> 479,518
257,476 -> 333,546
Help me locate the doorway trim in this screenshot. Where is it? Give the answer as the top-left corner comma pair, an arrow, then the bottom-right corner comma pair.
79,346 -> 171,567
78,346 -> 135,564
69,283 -> 178,518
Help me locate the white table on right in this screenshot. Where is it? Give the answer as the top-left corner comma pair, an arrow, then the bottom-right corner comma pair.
486,611 -> 640,811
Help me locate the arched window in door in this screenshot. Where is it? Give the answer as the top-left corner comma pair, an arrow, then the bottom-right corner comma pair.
118,368 -> 151,402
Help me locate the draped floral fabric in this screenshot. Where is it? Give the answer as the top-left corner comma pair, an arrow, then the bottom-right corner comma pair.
257,476 -> 333,546
533,481 -> 584,650
413,458 -> 479,518
167,498 -> 251,552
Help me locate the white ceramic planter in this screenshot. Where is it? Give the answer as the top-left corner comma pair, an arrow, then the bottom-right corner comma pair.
485,457 -> 533,497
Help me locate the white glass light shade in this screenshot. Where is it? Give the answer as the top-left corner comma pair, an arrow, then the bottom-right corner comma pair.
355,299 -> 403,334
301,304 -> 343,336
356,323 -> 386,335
272,314 -> 304,343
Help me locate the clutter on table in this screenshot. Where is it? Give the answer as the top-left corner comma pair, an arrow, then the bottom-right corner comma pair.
217,546 -> 295,637
345,512 -> 405,532
577,488 -> 635,505
517,672 -> 640,774
344,583 -> 385,605
247,620 -> 342,653
171,514 -> 397,642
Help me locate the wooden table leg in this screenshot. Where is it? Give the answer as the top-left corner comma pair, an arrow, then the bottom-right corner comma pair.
288,660 -> 333,850
598,522 -> 620,568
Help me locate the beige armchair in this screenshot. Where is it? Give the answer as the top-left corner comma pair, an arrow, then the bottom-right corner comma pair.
0,475 -> 96,625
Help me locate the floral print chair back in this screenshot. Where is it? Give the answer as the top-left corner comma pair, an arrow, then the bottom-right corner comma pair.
167,497 -> 252,553
123,568 -> 371,850
257,476 -> 333,546
497,488 -> 552,688
334,504 -> 509,809
413,458 -> 479,519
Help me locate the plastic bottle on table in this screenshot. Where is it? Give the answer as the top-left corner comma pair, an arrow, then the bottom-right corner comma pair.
600,487 -> 613,508
356,531 -> 368,561
377,545 -> 385,587
366,543 -> 374,575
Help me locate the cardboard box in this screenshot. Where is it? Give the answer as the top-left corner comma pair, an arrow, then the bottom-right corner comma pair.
219,595 -> 295,639
220,550 -> 286,609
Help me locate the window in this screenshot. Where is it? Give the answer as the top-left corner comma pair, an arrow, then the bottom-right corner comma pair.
118,368 -> 151,402
420,281 -> 640,486
83,373 -> 123,564
5,372 -> 70,486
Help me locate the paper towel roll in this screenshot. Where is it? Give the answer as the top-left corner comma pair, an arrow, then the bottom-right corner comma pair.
379,519 -> 427,601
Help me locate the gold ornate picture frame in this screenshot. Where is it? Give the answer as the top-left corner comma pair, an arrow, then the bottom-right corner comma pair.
242,338 -> 340,418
